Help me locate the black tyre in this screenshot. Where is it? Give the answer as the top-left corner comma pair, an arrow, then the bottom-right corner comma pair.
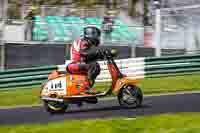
43,101 -> 68,114
118,85 -> 143,108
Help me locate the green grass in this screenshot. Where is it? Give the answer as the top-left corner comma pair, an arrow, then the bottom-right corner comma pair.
0,113 -> 200,132
140,74 -> 200,94
1,74 -> 200,107
0,85 -> 41,107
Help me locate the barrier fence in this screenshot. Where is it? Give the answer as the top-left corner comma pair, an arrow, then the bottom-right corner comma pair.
1,53 -> 200,89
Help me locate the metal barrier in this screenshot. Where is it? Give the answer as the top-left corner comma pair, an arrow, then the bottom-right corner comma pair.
1,53 -> 200,89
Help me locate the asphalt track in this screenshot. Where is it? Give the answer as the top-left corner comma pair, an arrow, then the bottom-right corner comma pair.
0,93 -> 200,125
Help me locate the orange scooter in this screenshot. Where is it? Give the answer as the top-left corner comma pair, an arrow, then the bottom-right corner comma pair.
40,49 -> 143,113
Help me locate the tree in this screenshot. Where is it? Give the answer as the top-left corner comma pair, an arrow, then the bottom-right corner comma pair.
144,0 -> 150,25
128,0 -> 139,17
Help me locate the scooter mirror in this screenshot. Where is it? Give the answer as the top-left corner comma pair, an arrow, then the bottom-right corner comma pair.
110,49 -> 118,57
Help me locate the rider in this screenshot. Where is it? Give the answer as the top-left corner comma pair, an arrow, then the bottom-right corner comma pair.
67,26 -> 103,93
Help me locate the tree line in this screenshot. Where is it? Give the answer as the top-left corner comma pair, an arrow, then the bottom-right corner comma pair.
7,0 -> 149,21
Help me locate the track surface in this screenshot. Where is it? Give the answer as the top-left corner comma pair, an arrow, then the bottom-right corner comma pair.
0,93 -> 200,125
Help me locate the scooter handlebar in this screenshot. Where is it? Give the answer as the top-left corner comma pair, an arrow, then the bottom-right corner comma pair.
103,48 -> 118,58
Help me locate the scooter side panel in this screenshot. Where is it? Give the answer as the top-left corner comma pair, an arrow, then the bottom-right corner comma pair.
66,74 -> 90,96
42,76 -> 67,96
42,73 -> 92,97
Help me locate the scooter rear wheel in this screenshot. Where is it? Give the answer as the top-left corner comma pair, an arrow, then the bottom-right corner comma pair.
43,101 -> 68,114
118,85 -> 143,108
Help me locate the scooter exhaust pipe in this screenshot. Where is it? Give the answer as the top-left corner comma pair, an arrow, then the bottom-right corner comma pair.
41,96 -> 64,103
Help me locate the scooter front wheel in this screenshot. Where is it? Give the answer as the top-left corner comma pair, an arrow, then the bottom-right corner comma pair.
43,101 -> 68,114
118,85 -> 143,108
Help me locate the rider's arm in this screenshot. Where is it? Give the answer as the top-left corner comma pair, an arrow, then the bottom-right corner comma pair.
80,46 -> 104,62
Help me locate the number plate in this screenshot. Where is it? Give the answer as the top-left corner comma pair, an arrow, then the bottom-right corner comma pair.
45,77 -> 67,95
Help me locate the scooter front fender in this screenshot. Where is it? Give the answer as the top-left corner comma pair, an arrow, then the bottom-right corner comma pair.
112,77 -> 140,93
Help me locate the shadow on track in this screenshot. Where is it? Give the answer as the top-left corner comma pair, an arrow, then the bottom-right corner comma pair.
49,104 -> 151,115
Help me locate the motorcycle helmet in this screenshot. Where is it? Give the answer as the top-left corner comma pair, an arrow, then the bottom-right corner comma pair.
83,26 -> 101,46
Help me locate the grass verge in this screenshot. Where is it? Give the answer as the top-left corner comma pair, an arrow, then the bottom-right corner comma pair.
1,74 -> 200,106
0,113 -> 200,132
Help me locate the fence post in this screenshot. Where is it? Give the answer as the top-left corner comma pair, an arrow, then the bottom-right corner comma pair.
65,44 -> 71,60
154,0 -> 161,57
0,43 -> 5,71
0,0 -> 7,71
131,46 -> 135,57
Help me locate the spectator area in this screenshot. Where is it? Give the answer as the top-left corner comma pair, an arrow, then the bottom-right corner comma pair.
32,16 -> 140,44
